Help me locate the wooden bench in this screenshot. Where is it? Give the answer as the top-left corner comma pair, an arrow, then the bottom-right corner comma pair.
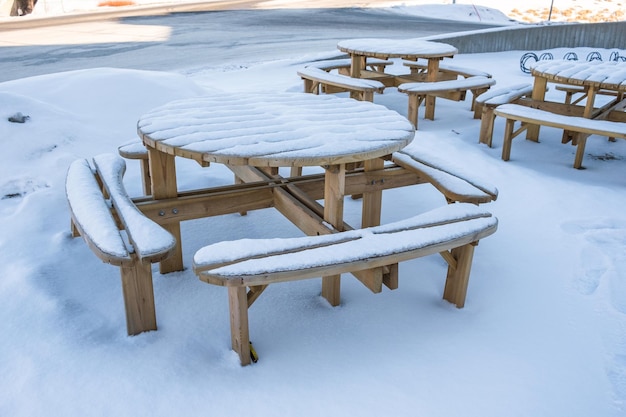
397,76 -> 496,128
402,59 -> 492,80
474,83 -> 533,147
494,103 -> 626,168
403,59 -> 492,110
391,146 -> 498,204
66,154 -> 176,335
118,140 -> 150,195
307,57 -> 393,74
297,66 -> 386,102
193,203 -> 498,365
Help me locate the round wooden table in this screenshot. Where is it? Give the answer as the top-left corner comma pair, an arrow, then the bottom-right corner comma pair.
338,38 -> 458,119
138,92 -> 414,273
337,38 -> 458,61
527,60 -> 626,140
531,60 -> 626,94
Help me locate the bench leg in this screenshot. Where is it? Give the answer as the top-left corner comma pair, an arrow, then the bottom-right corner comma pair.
322,275 -> 341,306
424,95 -> 436,120
442,243 -> 476,308
120,260 -> 157,335
478,106 -> 495,147
573,134 -> 588,169
407,95 -> 422,129
501,119 -> 516,161
140,158 -> 152,196
303,79 -> 319,95
229,286 -> 251,366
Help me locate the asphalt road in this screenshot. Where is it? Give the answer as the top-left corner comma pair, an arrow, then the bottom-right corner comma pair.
0,7 -> 502,82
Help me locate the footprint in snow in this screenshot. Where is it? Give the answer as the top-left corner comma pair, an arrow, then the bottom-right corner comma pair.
562,219 -> 626,314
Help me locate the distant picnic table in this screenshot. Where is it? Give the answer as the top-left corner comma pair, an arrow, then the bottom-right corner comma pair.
493,60 -> 626,168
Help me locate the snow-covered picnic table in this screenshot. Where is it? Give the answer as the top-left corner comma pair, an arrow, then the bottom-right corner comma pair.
491,60 -> 626,168
526,60 -> 626,140
336,38 -> 493,123
137,92 -> 415,274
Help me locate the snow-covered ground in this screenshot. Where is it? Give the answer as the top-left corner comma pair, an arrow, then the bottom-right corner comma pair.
1,2 -> 626,417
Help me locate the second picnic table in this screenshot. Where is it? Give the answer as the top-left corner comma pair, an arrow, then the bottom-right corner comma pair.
337,38 -> 459,119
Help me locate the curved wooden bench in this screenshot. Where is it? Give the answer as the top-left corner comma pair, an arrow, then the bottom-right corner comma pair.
392,145 -> 498,204
66,154 -> 176,335
494,103 -> 626,168
193,203 -> 498,365
398,76 -> 496,128
475,83 -> 533,147
402,59 -> 492,79
297,66 -> 385,102
307,57 -> 393,74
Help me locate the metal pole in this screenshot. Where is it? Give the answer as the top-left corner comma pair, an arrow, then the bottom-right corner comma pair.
548,0 -> 554,21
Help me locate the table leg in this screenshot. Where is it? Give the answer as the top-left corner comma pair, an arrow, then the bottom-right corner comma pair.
424,58 -> 441,120
148,147 -> 183,273
350,54 -> 364,79
526,76 -> 548,141
361,158 -> 384,228
321,164 -> 345,306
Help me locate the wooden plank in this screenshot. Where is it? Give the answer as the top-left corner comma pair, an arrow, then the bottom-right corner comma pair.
383,263 -> 399,290
322,164 -> 346,306
321,275 -> 341,307
354,267 -> 383,293
228,286 -> 251,366
442,244 -> 475,308
361,158 -> 384,228
324,164 -> 346,231
148,148 -> 183,273
247,285 -> 268,307
424,58 -> 440,120
526,76 -> 548,141
121,258 -> 157,335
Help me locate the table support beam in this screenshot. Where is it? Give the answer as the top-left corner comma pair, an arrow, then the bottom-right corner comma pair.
148,148 -> 183,273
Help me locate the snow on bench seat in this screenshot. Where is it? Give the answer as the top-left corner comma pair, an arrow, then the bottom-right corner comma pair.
391,143 -> 498,204
398,76 -> 496,128
118,140 -> 150,195
193,203 -> 498,365
306,57 -> 392,72
402,59 -> 492,79
297,66 -> 385,102
474,83 -> 533,147
494,103 -> 626,169
66,154 -> 176,335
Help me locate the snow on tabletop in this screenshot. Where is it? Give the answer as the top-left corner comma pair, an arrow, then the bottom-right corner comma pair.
193,203 -> 492,268
137,93 -> 414,160
65,159 -> 129,260
531,60 -> 626,87
337,38 -> 458,56
92,154 -> 176,259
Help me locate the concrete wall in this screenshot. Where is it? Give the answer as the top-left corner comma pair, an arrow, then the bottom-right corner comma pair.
426,21 -> 626,53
